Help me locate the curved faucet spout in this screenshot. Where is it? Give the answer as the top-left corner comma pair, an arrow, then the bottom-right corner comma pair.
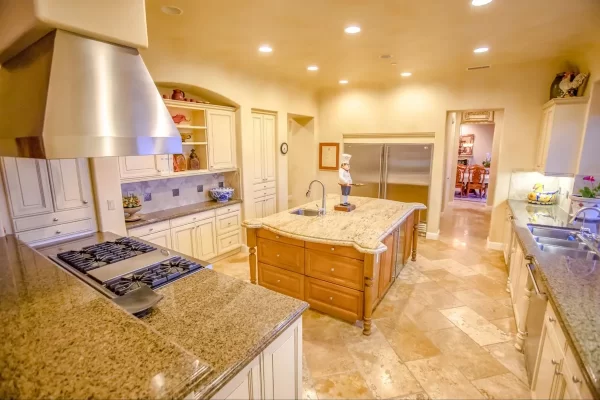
306,180 -> 327,215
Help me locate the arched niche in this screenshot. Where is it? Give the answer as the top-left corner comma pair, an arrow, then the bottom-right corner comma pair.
155,82 -> 240,108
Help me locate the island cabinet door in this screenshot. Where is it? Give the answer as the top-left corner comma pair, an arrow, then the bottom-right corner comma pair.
304,249 -> 364,290
378,232 -> 396,299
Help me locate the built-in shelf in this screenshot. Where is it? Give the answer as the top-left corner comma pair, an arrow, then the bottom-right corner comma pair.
120,168 -> 238,184
176,125 -> 207,130
182,142 -> 208,145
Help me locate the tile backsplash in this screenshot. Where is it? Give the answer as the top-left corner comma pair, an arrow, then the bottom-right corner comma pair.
122,174 -> 228,214
508,171 -> 574,212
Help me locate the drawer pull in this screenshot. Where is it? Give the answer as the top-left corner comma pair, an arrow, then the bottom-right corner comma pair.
53,218 -> 59,222
549,316 -> 556,322
330,268 -> 335,272
83,200 -> 88,204
277,279 -> 281,283
551,359 -> 560,365
193,217 -> 197,220
276,254 -> 280,257
149,228 -> 154,232
329,296 -> 333,301
275,235 -> 280,239
331,247 -> 335,251
55,230 -> 61,234
572,376 -> 582,384
227,222 -> 232,226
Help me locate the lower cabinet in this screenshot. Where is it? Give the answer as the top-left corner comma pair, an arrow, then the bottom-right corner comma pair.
138,228 -> 172,248
203,317 -> 303,400
171,223 -> 197,258
196,218 -> 218,259
254,194 -> 276,219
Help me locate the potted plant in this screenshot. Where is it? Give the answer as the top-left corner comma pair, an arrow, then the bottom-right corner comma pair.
569,176 -> 600,220
123,194 -> 143,222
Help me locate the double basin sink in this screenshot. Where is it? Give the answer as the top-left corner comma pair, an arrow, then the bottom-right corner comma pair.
528,225 -> 599,261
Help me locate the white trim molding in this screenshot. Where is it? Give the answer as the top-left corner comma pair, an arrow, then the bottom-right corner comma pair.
486,237 -> 504,251
426,230 -> 440,240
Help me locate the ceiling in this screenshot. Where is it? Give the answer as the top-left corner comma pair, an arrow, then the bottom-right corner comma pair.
145,0 -> 600,89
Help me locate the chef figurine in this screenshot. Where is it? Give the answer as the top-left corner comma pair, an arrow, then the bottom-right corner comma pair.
338,153 -> 352,206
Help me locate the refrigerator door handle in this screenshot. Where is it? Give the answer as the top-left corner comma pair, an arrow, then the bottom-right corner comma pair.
382,145 -> 390,199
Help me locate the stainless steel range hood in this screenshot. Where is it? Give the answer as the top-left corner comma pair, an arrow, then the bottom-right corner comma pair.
0,30 -> 182,159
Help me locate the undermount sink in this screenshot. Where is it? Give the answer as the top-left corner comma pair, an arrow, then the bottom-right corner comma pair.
536,244 -> 600,260
534,236 -> 590,250
289,208 -> 321,216
528,226 -> 579,241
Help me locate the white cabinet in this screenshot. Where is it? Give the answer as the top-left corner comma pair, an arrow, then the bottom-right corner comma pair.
209,317 -> 303,400
251,113 -> 276,184
49,159 -> 92,211
503,208 -> 514,265
254,195 -> 276,219
118,155 -> 169,180
171,222 -> 197,258
207,109 -> 236,170
196,218 -> 218,259
2,157 -> 53,217
1,157 -> 96,244
138,229 -> 172,248
535,97 -> 588,175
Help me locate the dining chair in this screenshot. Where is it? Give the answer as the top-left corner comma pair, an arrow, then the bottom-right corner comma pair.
466,165 -> 487,198
455,165 -> 467,198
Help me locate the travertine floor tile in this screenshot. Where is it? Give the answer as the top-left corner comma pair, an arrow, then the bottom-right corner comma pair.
462,274 -> 510,299
313,371 -> 374,399
432,259 -> 479,277
452,289 -> 513,320
472,372 -> 530,399
409,282 -> 464,310
440,306 -> 512,346
469,263 -> 509,281
303,337 -> 357,378
302,354 -> 319,400
398,264 -> 432,284
484,342 -> 528,385
405,355 -> 484,399
426,328 -> 509,380
421,269 -> 475,292
403,302 -> 456,332
377,316 -> 441,362
349,339 -> 423,398
388,392 -> 431,400
489,317 -> 517,336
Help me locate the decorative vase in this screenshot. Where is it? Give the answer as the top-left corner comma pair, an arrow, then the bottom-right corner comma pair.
569,195 -> 600,221
188,149 -> 200,170
550,73 -> 564,100
124,206 -> 142,222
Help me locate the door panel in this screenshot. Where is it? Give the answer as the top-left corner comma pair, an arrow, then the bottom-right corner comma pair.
196,218 -> 218,259
208,110 -> 236,170
342,144 -> 383,199
254,198 -> 264,219
118,155 -> 161,179
263,195 -> 276,217
251,114 -> 264,184
263,114 -> 276,182
2,157 -> 54,217
140,230 -> 172,249
49,159 -> 92,211
171,223 -> 196,257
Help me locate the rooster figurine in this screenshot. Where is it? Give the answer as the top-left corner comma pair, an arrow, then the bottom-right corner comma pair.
558,72 -> 588,97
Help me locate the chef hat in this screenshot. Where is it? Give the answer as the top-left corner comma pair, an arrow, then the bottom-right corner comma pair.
341,153 -> 352,165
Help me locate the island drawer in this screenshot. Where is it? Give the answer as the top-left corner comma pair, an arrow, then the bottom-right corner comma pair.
305,249 -> 364,290
304,277 -> 363,323
258,263 -> 304,301
258,229 -> 304,248
305,242 -> 364,260
258,238 -> 305,274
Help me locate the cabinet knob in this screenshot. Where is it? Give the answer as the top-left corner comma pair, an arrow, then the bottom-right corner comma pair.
329,296 -> 333,301
275,235 -> 280,239
53,218 -> 59,222
549,316 -> 556,322
228,222 -> 231,226
149,228 -> 154,231
330,268 -> 335,272
83,200 -> 88,204
331,247 -> 335,251
277,279 -> 281,283
573,376 -> 582,384
55,230 -> 61,234
276,254 -> 280,257
551,359 -> 560,365
193,217 -> 197,220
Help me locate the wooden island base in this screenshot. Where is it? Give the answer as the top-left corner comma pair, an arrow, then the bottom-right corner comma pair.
247,211 -> 420,335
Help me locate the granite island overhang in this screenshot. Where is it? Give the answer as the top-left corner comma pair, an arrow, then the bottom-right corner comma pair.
243,195 -> 427,335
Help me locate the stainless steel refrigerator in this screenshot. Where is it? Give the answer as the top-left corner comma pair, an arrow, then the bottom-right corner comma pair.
344,143 -> 433,274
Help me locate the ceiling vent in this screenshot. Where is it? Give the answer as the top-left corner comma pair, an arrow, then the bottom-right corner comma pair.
467,65 -> 491,71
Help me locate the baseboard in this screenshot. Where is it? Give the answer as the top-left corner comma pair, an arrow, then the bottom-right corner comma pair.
241,244 -> 249,253
486,238 -> 504,251
426,230 -> 440,240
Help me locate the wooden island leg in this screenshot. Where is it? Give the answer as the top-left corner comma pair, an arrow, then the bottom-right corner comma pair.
247,228 -> 257,284
411,210 -> 420,261
363,253 -> 377,336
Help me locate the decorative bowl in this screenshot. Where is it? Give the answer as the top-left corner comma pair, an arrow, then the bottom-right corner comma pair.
124,206 -> 142,222
209,187 -> 235,203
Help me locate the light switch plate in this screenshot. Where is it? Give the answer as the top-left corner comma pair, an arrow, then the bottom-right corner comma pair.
107,200 -> 115,210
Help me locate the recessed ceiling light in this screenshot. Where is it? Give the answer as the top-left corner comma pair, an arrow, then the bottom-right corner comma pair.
474,47 -> 489,53
258,45 -> 273,53
307,65 -> 319,71
380,54 -> 393,59
344,26 -> 361,34
161,6 -> 183,15
472,0 -> 493,6
339,80 -> 349,84
401,72 -> 412,77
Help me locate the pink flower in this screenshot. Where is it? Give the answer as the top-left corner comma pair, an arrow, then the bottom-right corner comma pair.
583,176 -> 596,183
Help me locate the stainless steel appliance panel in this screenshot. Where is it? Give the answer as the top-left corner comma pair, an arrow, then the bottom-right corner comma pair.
384,144 -> 433,202
343,144 -> 384,199
524,262 -> 548,383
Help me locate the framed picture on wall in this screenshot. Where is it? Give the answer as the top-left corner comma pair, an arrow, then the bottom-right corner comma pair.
459,134 -> 475,156
319,142 -> 339,170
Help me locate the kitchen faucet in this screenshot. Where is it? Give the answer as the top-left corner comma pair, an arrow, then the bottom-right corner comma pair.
570,207 -> 600,241
306,180 -> 326,215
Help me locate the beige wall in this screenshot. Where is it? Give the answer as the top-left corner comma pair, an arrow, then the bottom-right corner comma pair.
316,59 -> 561,241
139,48 -> 319,226
460,124 -> 494,167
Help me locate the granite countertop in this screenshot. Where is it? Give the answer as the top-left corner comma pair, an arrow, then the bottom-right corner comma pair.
0,233 -> 307,399
508,200 -> 600,397
126,199 -> 243,230
243,195 -> 426,254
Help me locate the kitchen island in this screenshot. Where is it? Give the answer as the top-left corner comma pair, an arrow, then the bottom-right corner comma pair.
243,195 -> 426,335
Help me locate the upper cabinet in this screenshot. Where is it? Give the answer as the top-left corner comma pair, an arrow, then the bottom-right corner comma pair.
2,158 -> 53,217
117,102 -> 237,182
251,113 -> 276,184
49,159 -> 92,211
535,97 -> 588,175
